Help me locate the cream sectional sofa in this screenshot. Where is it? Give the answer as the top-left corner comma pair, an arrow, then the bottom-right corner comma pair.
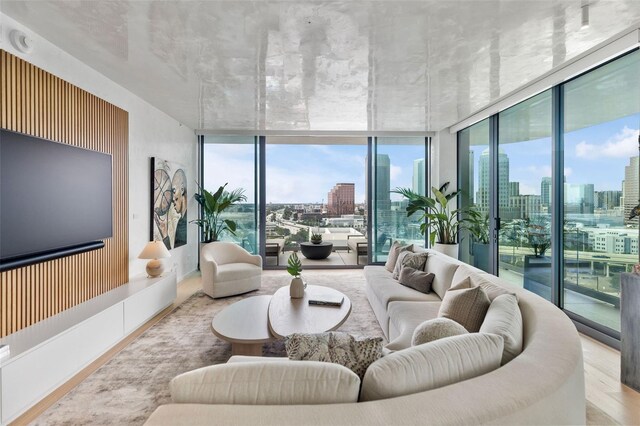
146,250 -> 586,425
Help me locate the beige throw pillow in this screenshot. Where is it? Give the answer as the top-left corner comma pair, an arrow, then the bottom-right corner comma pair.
398,267 -> 435,294
438,281 -> 491,332
360,333 -> 504,401
411,318 -> 469,346
285,332 -> 383,380
480,294 -> 523,364
384,241 -> 402,272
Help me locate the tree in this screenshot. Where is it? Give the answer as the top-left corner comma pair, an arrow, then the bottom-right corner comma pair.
283,207 -> 292,220
270,213 -> 276,222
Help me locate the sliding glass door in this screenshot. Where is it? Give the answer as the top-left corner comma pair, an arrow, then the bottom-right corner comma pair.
458,119 -> 490,271
561,50 -> 640,332
371,137 -> 428,263
497,91 -> 553,300
457,49 -> 639,338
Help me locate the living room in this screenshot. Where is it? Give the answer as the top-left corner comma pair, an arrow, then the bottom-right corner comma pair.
0,1 -> 639,425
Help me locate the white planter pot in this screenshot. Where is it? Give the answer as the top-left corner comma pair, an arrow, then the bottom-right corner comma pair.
290,277 -> 305,299
433,243 -> 459,259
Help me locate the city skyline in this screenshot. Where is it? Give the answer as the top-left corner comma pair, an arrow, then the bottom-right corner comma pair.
469,115 -> 639,199
203,142 -> 425,204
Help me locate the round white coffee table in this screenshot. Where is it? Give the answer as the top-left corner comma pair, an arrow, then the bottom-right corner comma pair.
268,285 -> 352,339
210,295 -> 273,356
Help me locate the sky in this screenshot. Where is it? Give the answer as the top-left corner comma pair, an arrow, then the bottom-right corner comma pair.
203,141 -> 425,204
471,114 -> 640,197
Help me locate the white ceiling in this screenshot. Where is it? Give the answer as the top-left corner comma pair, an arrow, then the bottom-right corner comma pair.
2,0 -> 640,133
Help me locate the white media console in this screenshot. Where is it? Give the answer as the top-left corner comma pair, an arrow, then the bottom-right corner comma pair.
0,272 -> 177,424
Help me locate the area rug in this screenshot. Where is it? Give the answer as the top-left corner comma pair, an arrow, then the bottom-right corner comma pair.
33,270 -> 611,425
33,270 -> 383,425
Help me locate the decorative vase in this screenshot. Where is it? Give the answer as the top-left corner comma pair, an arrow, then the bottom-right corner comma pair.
312,240 -> 321,245
290,277 -> 305,298
433,243 -> 459,259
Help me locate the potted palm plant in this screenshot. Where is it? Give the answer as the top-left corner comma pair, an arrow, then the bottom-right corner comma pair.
393,182 -> 464,258
191,182 -> 246,243
466,207 -> 490,271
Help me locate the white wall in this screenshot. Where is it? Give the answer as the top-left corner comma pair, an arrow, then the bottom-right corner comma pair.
0,14 -> 198,281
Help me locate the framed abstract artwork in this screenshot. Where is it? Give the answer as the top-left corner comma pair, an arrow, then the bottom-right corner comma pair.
150,157 -> 187,250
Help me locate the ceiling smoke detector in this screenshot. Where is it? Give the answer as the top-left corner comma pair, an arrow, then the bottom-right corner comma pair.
9,29 -> 34,53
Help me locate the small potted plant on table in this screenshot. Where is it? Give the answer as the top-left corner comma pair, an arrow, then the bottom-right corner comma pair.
287,252 -> 305,298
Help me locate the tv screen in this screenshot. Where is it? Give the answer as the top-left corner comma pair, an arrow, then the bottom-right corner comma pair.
0,129 -> 112,267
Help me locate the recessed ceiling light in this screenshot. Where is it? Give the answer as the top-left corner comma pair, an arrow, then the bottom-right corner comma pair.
581,0 -> 590,29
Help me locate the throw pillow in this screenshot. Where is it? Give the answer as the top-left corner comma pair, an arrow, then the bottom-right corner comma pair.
411,318 -> 468,346
360,333 -> 504,401
398,267 -> 435,294
438,284 -> 490,332
392,251 -> 411,279
285,332 -> 383,380
384,241 -> 402,272
401,252 -> 429,271
480,294 -> 523,364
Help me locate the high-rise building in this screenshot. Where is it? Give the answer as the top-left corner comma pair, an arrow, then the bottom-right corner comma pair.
477,148 -> 509,210
541,177 -> 552,207
327,183 -> 355,217
412,158 -> 425,195
565,183 -> 595,214
469,150 -> 475,205
510,195 -> 542,219
595,190 -> 622,210
623,156 -> 639,225
365,154 -> 391,211
509,182 -> 520,198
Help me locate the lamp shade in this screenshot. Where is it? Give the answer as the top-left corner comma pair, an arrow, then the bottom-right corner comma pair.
138,241 -> 171,259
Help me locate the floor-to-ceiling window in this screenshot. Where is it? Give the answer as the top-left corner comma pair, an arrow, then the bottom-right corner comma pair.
202,135 -> 260,253
456,49 -> 640,339
458,119 -> 490,271
371,137 -> 428,262
264,137 -> 368,267
498,91 -> 553,299
561,50 -> 640,332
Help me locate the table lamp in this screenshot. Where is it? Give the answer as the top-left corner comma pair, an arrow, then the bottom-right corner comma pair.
139,241 -> 171,278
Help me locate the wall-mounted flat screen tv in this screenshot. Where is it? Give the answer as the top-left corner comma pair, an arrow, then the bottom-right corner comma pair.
0,129 -> 113,271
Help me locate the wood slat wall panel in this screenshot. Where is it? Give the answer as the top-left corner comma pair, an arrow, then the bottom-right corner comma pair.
0,50 -> 129,338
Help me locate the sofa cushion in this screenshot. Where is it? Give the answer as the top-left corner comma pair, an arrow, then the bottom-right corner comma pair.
398,267 -> 434,294
216,263 -> 262,281
411,318 -> 469,346
285,332 -> 383,380
366,266 -> 441,309
424,254 -> 461,299
454,274 -> 517,301
386,301 -> 441,351
360,333 -> 504,401
170,361 -> 360,405
480,294 -> 523,364
438,282 -> 490,332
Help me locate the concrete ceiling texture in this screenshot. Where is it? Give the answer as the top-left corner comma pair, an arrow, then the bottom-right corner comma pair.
2,0 -> 639,133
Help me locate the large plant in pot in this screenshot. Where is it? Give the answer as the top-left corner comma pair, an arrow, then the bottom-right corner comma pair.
466,207 -> 490,271
393,182 -> 464,258
192,182 -> 246,243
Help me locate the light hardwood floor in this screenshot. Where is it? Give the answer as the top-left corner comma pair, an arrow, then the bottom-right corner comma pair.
12,271 -> 640,425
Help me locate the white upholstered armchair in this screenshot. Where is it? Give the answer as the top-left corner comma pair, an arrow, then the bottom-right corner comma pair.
200,242 -> 262,298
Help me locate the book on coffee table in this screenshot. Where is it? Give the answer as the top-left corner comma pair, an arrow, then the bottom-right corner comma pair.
308,294 -> 344,307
